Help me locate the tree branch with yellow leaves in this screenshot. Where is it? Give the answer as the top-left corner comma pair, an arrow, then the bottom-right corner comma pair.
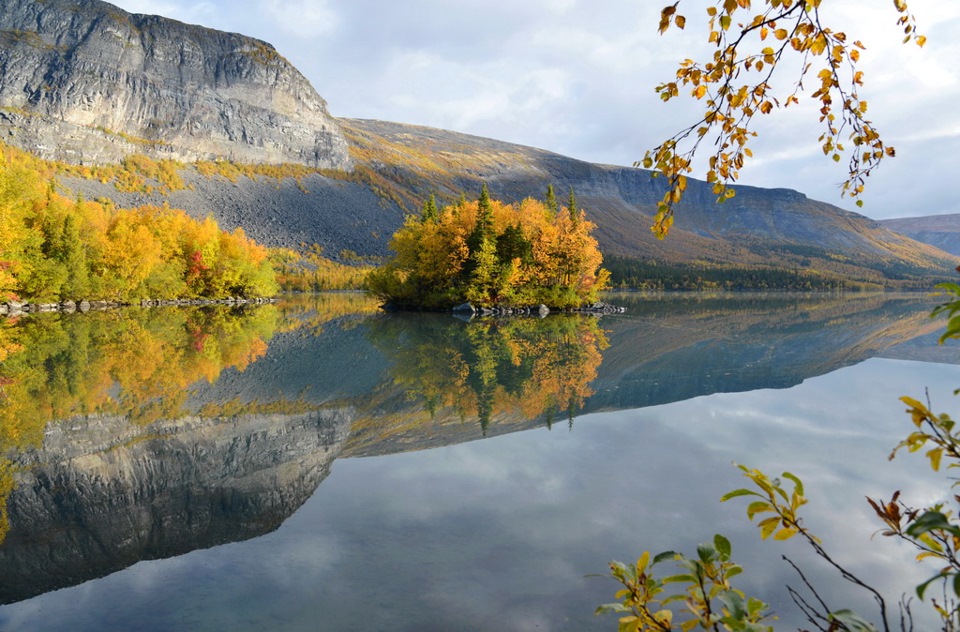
645,0 -> 925,238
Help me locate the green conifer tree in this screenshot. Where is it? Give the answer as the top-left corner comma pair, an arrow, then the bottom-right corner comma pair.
568,187 -> 579,223
545,184 -> 558,215
421,193 -> 438,223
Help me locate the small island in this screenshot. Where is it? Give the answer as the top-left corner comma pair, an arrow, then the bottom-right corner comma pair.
367,184 -> 610,312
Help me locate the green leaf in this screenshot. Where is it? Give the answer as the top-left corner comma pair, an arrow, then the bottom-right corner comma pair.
721,488 -> 758,502
905,511 -> 960,538
662,594 -> 688,606
653,550 -> 679,565
916,570 -> 951,600
829,609 -> 877,632
596,603 -> 630,615
697,543 -> 717,563
747,596 -> 768,617
714,534 -> 732,559
719,590 -> 746,619
781,471 -> 804,496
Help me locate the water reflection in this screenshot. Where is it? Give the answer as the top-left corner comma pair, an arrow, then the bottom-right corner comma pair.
367,314 -> 607,434
0,292 -> 951,626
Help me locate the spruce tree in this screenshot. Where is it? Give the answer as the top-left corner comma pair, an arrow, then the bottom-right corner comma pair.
545,184 -> 558,215
421,193 -> 438,223
568,187 -> 579,223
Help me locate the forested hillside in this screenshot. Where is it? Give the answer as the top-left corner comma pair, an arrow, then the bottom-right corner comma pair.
0,145 -> 277,303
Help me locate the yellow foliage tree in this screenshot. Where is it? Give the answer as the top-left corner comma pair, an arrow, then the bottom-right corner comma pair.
368,187 -> 608,309
0,147 -> 279,302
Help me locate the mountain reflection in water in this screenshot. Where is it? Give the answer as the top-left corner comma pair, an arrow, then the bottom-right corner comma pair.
0,292 -> 948,612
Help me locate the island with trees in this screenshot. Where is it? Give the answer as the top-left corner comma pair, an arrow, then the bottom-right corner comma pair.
367,184 -> 610,311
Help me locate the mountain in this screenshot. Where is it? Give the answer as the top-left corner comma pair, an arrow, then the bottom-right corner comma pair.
0,0 -> 956,287
880,214 -> 960,257
0,0 -> 350,168
338,119 -> 960,287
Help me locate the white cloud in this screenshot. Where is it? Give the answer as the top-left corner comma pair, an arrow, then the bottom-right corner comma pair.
258,0 -> 340,38
108,0 -> 220,26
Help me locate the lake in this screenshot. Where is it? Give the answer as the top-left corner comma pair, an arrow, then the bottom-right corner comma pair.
0,292 -> 956,631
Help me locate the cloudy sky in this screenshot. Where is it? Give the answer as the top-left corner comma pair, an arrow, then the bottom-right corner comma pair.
107,0 -> 959,220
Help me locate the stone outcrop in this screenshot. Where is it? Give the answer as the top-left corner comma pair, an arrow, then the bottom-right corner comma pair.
0,0 -> 351,168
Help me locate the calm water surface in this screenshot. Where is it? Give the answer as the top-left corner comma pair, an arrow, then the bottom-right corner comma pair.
0,292 -> 956,631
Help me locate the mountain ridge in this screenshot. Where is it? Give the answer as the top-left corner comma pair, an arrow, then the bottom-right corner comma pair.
880,214 -> 960,257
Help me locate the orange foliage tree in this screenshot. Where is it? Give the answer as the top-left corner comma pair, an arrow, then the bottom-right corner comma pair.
367,185 -> 609,309
0,146 -> 278,302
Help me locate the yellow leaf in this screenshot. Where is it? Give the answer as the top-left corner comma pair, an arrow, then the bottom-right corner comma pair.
928,447 -> 943,471
694,84 -> 707,99
916,35 -> 927,47
774,28 -> 788,40
637,551 -> 650,572
758,516 -> 779,539
655,609 -> 674,626
774,527 -> 799,540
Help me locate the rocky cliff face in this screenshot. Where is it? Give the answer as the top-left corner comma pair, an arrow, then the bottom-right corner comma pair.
0,0 -> 350,168
0,408 -> 353,604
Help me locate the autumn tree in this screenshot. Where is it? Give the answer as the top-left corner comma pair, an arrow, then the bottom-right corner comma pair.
644,0 -> 925,238
0,144 -> 279,302
367,188 -> 608,309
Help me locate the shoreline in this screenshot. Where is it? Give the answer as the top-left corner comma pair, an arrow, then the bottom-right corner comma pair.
0,297 -> 279,317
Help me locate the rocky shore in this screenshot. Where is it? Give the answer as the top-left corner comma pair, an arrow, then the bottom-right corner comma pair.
0,297 -> 278,317
450,301 -> 626,318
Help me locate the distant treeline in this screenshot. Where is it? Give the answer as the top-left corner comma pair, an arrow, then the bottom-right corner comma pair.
604,255 -> 876,291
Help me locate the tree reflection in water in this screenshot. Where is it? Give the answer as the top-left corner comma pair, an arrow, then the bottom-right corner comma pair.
369,314 -> 609,435
0,292 -> 382,545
